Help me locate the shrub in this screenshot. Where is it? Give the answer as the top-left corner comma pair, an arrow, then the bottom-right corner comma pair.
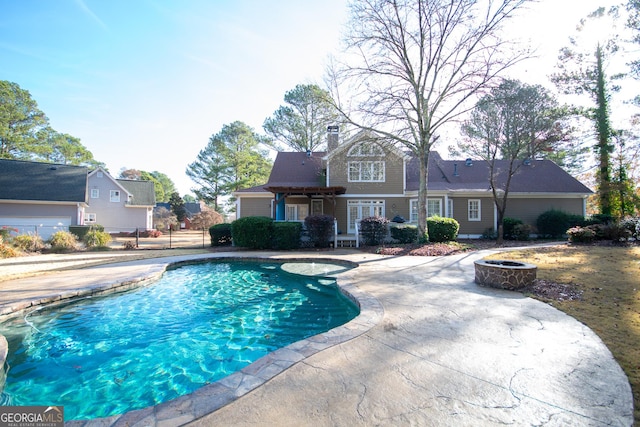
621,217 -> 640,239
12,234 -> 45,252
209,223 -> 232,247
481,227 -> 497,240
84,229 -> 112,248
122,240 -> 137,250
390,224 -> 419,243
231,216 -> 273,249
588,213 -> 615,225
536,209 -> 585,238
0,226 -> 17,242
304,215 -> 334,248
360,216 -> 390,246
0,242 -> 20,258
503,217 -> 521,240
503,218 -> 531,241
48,231 -> 78,252
594,222 -> 632,242
511,223 -> 532,241
70,225 -> 104,240
567,226 -> 596,243
272,222 -> 302,250
427,216 -> 459,242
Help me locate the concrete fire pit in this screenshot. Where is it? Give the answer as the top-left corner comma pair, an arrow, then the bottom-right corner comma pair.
474,259 -> 537,290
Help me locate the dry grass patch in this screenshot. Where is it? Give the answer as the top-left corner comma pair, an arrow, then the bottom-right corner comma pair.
486,244 -> 640,424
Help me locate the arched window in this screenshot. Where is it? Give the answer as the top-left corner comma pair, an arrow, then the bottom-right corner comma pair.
347,141 -> 384,156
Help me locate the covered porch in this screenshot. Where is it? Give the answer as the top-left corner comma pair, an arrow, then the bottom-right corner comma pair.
264,185 -> 357,247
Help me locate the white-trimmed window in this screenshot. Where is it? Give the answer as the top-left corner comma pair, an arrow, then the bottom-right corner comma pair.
348,161 -> 385,182
110,190 -> 121,202
410,198 -> 444,222
427,199 -> 442,217
97,171 -> 103,178
85,213 -> 97,223
285,204 -> 309,221
90,189 -> 99,199
468,199 -> 481,221
348,200 -> 385,233
447,199 -> 453,218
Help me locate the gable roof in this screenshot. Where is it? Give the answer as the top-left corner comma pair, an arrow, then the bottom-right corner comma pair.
234,149 -> 591,196
0,159 -> 88,203
265,151 -> 327,187
406,155 -> 593,194
117,179 -> 156,206
325,130 -> 410,161
88,167 -> 131,196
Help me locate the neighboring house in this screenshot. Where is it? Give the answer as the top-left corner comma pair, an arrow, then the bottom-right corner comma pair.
86,168 -> 155,233
0,159 -> 88,240
234,128 -> 593,241
155,201 -> 206,229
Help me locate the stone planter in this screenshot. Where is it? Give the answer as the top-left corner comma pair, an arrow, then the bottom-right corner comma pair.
474,259 -> 537,290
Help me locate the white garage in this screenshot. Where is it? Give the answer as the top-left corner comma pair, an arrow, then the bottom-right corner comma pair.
0,217 -> 71,240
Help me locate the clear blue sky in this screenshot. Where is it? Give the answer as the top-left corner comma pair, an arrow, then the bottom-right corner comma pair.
0,0 -> 610,196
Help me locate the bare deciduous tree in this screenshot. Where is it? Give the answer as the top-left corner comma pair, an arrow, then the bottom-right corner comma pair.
329,0 -> 531,239
460,79 -> 571,244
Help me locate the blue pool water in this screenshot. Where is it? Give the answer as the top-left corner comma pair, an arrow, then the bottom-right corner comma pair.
0,260 -> 359,420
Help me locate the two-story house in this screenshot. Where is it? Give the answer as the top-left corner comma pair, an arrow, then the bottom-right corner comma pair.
86,167 -> 155,233
234,127 -> 592,242
0,159 -> 89,240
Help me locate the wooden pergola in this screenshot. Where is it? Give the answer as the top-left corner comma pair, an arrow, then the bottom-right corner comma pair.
264,186 -> 346,219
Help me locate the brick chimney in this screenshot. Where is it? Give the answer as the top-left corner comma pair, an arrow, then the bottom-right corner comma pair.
327,125 -> 339,152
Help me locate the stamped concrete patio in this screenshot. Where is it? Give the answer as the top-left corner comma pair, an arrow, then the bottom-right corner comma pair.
0,248 -> 633,426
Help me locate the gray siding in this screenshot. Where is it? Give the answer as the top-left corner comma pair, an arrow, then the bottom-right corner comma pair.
87,173 -> 151,232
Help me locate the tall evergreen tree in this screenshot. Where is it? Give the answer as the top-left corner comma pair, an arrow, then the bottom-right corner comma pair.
169,192 -> 187,222
1,80 -> 48,159
186,121 -> 272,212
263,84 -> 340,152
1,80 -> 102,167
552,8 -> 623,217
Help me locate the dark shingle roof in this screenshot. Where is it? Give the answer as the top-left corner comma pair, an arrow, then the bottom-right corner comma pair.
265,151 -> 327,187
0,159 -> 88,202
406,155 -> 593,193
117,179 -> 156,206
235,150 -> 592,195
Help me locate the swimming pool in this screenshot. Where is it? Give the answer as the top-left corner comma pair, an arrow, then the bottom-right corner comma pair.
0,259 -> 359,420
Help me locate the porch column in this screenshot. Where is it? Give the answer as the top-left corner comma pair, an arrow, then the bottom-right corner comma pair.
275,193 -> 286,220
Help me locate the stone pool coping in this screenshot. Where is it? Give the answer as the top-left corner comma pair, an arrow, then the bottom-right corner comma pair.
0,249 -> 633,426
0,254 -> 384,426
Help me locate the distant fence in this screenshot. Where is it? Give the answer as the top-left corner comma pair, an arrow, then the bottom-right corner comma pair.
0,224 -> 70,241
108,228 -> 210,250
1,224 -> 211,250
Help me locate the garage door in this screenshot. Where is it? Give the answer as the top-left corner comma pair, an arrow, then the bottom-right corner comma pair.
0,217 -> 71,240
